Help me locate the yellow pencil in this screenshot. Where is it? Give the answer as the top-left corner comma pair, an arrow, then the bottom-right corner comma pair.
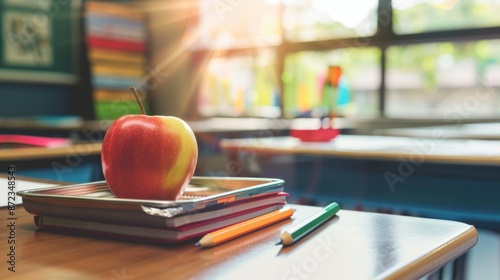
195,207 -> 295,248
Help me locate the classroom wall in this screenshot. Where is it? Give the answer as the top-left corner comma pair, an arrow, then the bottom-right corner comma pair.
0,85 -> 72,117
0,0 -> 85,119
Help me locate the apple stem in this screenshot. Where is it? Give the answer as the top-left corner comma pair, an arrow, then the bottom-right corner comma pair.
129,86 -> 146,115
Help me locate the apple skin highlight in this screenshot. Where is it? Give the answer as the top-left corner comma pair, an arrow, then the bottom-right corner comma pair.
101,115 -> 198,200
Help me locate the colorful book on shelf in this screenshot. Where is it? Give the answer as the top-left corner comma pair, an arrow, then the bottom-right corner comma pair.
92,76 -> 142,90
87,36 -> 146,52
86,29 -> 145,43
83,1 -> 149,120
88,48 -> 146,65
84,12 -> 145,44
85,13 -> 145,30
91,63 -> 145,78
34,204 -> 285,243
93,100 -> 146,120
85,16 -> 145,40
85,1 -> 145,21
86,23 -> 146,42
93,89 -> 146,102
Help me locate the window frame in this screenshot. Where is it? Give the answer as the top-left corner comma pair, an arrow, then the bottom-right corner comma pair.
193,0 -> 500,120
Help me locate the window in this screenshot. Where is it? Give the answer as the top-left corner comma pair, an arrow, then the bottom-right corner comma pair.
283,0 -> 379,41
189,0 -> 281,50
189,0 -> 500,120
198,50 -> 280,117
386,40 -> 500,118
393,0 -> 500,34
283,47 -> 380,118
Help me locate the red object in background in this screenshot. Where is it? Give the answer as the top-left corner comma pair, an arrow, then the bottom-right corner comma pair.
328,66 -> 342,87
290,127 -> 340,142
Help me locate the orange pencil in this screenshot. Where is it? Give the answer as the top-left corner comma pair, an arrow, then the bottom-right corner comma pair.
195,207 -> 294,248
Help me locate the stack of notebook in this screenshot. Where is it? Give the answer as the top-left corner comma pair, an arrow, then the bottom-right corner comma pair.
18,177 -> 287,243
83,1 -> 149,120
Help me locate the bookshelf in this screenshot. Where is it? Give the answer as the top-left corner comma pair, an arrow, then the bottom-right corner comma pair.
83,1 -> 149,120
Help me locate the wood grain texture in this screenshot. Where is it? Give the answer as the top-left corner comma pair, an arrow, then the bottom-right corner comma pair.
0,203 -> 477,280
0,143 -> 102,161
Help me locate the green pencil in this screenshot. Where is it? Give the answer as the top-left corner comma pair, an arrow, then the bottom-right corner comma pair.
277,202 -> 340,246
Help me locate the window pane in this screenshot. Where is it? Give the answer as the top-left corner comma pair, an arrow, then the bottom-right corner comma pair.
386,40 -> 500,119
283,0 -> 378,42
186,0 -> 281,49
393,0 -> 500,34
198,50 -> 280,117
283,48 -> 381,118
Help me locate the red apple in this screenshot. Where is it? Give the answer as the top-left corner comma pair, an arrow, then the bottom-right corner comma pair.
101,87 -> 198,200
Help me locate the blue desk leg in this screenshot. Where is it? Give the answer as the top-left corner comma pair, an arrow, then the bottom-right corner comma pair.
426,252 -> 468,280
452,253 -> 467,280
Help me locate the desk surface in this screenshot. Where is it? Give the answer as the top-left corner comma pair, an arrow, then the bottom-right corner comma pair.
0,142 -> 102,161
2,203 -> 476,279
220,135 -> 500,165
376,123 -> 500,140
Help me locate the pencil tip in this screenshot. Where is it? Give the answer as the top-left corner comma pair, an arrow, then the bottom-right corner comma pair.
195,242 -> 201,247
275,239 -> 283,245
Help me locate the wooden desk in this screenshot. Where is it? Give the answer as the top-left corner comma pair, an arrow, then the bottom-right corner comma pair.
377,123 -> 500,140
1,203 -> 477,279
219,135 -> 500,225
0,177 -> 59,207
220,135 -> 500,165
0,142 -> 102,162
0,143 -> 103,183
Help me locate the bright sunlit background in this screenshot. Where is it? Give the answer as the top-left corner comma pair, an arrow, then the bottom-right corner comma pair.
163,0 -> 500,121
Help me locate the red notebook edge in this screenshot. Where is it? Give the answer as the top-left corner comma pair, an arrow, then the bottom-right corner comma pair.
174,202 -> 287,231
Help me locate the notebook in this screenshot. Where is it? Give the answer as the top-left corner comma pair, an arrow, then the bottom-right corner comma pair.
34,204 -> 284,243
